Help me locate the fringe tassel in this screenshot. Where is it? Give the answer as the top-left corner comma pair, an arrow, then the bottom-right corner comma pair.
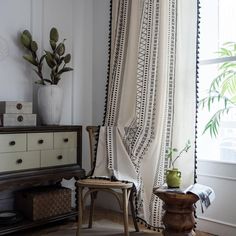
193,0 -> 201,229
136,217 -> 163,232
102,0 -> 113,126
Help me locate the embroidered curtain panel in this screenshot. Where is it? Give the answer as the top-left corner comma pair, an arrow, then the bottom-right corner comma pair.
93,0 -> 198,228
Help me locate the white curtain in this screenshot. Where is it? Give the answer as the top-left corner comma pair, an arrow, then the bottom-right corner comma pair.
93,0 -> 198,229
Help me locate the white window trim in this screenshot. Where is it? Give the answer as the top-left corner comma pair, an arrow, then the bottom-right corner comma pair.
200,56 -> 236,65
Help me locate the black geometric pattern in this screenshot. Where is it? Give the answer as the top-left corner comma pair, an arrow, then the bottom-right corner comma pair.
123,0 -> 159,173
150,0 -> 177,228
101,0 -> 178,230
104,0 -> 130,126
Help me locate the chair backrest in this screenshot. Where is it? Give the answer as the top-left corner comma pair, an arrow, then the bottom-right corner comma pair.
86,126 -> 100,175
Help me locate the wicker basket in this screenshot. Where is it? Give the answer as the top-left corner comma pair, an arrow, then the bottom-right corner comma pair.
15,186 -> 71,221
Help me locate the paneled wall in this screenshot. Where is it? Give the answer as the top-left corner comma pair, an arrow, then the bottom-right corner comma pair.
0,0 -> 33,102
0,0 -> 92,125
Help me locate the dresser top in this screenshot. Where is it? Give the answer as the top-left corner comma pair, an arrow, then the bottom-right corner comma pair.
0,125 -> 82,133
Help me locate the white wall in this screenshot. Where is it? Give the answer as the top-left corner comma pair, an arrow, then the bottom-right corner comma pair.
92,0 -> 110,125
196,160 -> 236,236
0,0 -> 33,102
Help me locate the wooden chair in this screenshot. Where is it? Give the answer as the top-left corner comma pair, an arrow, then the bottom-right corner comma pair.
76,126 -> 139,236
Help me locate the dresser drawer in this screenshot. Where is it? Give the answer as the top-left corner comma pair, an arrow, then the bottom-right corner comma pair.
41,149 -> 77,167
0,134 -> 26,153
0,151 -> 40,172
54,132 -> 77,149
27,133 -> 53,151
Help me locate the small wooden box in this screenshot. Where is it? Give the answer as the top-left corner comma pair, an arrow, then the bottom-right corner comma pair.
0,114 -> 36,127
0,101 -> 32,114
15,186 -> 72,221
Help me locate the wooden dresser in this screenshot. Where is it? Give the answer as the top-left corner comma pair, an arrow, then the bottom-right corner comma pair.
0,125 -> 85,235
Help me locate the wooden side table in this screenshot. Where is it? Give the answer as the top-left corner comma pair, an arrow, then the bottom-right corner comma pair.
154,187 -> 199,236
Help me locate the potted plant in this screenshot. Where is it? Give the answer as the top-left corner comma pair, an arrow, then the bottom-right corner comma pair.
166,140 -> 191,188
20,27 -> 73,125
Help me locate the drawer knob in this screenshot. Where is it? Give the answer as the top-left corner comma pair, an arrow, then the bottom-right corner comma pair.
16,159 -> 23,164
38,139 -> 44,144
16,103 -> 23,110
17,115 -> 24,122
57,155 -> 63,160
9,141 -> 16,146
63,138 -> 69,143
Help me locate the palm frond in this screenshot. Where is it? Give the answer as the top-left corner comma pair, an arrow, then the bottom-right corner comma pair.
203,107 -> 232,138
209,70 -> 235,91
221,73 -> 236,96
202,42 -> 236,138
199,91 -> 233,111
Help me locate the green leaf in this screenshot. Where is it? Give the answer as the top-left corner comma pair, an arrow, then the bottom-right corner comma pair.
57,67 -> 73,75
54,76 -> 61,85
56,43 -> 65,56
221,73 -> 236,95
20,33 -> 31,49
23,54 -> 38,66
218,47 -> 232,56
50,40 -> 57,51
223,42 -> 235,46
54,54 -> 60,64
30,41 -> 38,52
202,108 -> 234,138
39,55 -> 46,64
230,95 -> 236,103
35,80 -> 44,85
64,54 -> 71,63
22,30 -> 32,41
202,42 -> 236,137
43,79 -> 53,84
45,51 -> 56,68
50,27 -> 59,42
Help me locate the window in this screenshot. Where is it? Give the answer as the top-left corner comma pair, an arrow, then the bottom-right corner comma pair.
198,0 -> 236,163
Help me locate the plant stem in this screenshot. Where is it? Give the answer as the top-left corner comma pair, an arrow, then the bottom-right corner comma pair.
38,64 -> 45,84
171,148 -> 186,169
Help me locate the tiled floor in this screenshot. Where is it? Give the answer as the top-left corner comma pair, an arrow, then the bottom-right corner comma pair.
11,208 -> 214,236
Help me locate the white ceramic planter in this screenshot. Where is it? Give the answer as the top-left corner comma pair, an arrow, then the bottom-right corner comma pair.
38,85 -> 63,125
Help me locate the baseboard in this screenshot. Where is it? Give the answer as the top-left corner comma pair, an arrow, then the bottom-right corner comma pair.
196,217 -> 236,236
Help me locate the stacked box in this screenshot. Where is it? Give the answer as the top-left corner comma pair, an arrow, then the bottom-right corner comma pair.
0,101 -> 36,127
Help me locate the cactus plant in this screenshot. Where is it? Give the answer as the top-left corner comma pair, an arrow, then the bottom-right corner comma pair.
20,27 -> 73,85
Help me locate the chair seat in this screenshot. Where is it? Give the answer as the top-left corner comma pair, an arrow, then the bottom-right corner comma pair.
77,178 -> 133,189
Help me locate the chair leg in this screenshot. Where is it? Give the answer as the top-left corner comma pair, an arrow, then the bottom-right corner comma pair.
122,188 -> 129,236
77,186 -> 83,236
129,190 -> 139,232
88,191 -> 98,228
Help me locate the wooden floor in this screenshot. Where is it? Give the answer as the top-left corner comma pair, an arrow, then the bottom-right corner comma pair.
11,208 -> 215,236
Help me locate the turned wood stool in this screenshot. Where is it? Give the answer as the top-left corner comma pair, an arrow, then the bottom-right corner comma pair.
154,187 -> 199,236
